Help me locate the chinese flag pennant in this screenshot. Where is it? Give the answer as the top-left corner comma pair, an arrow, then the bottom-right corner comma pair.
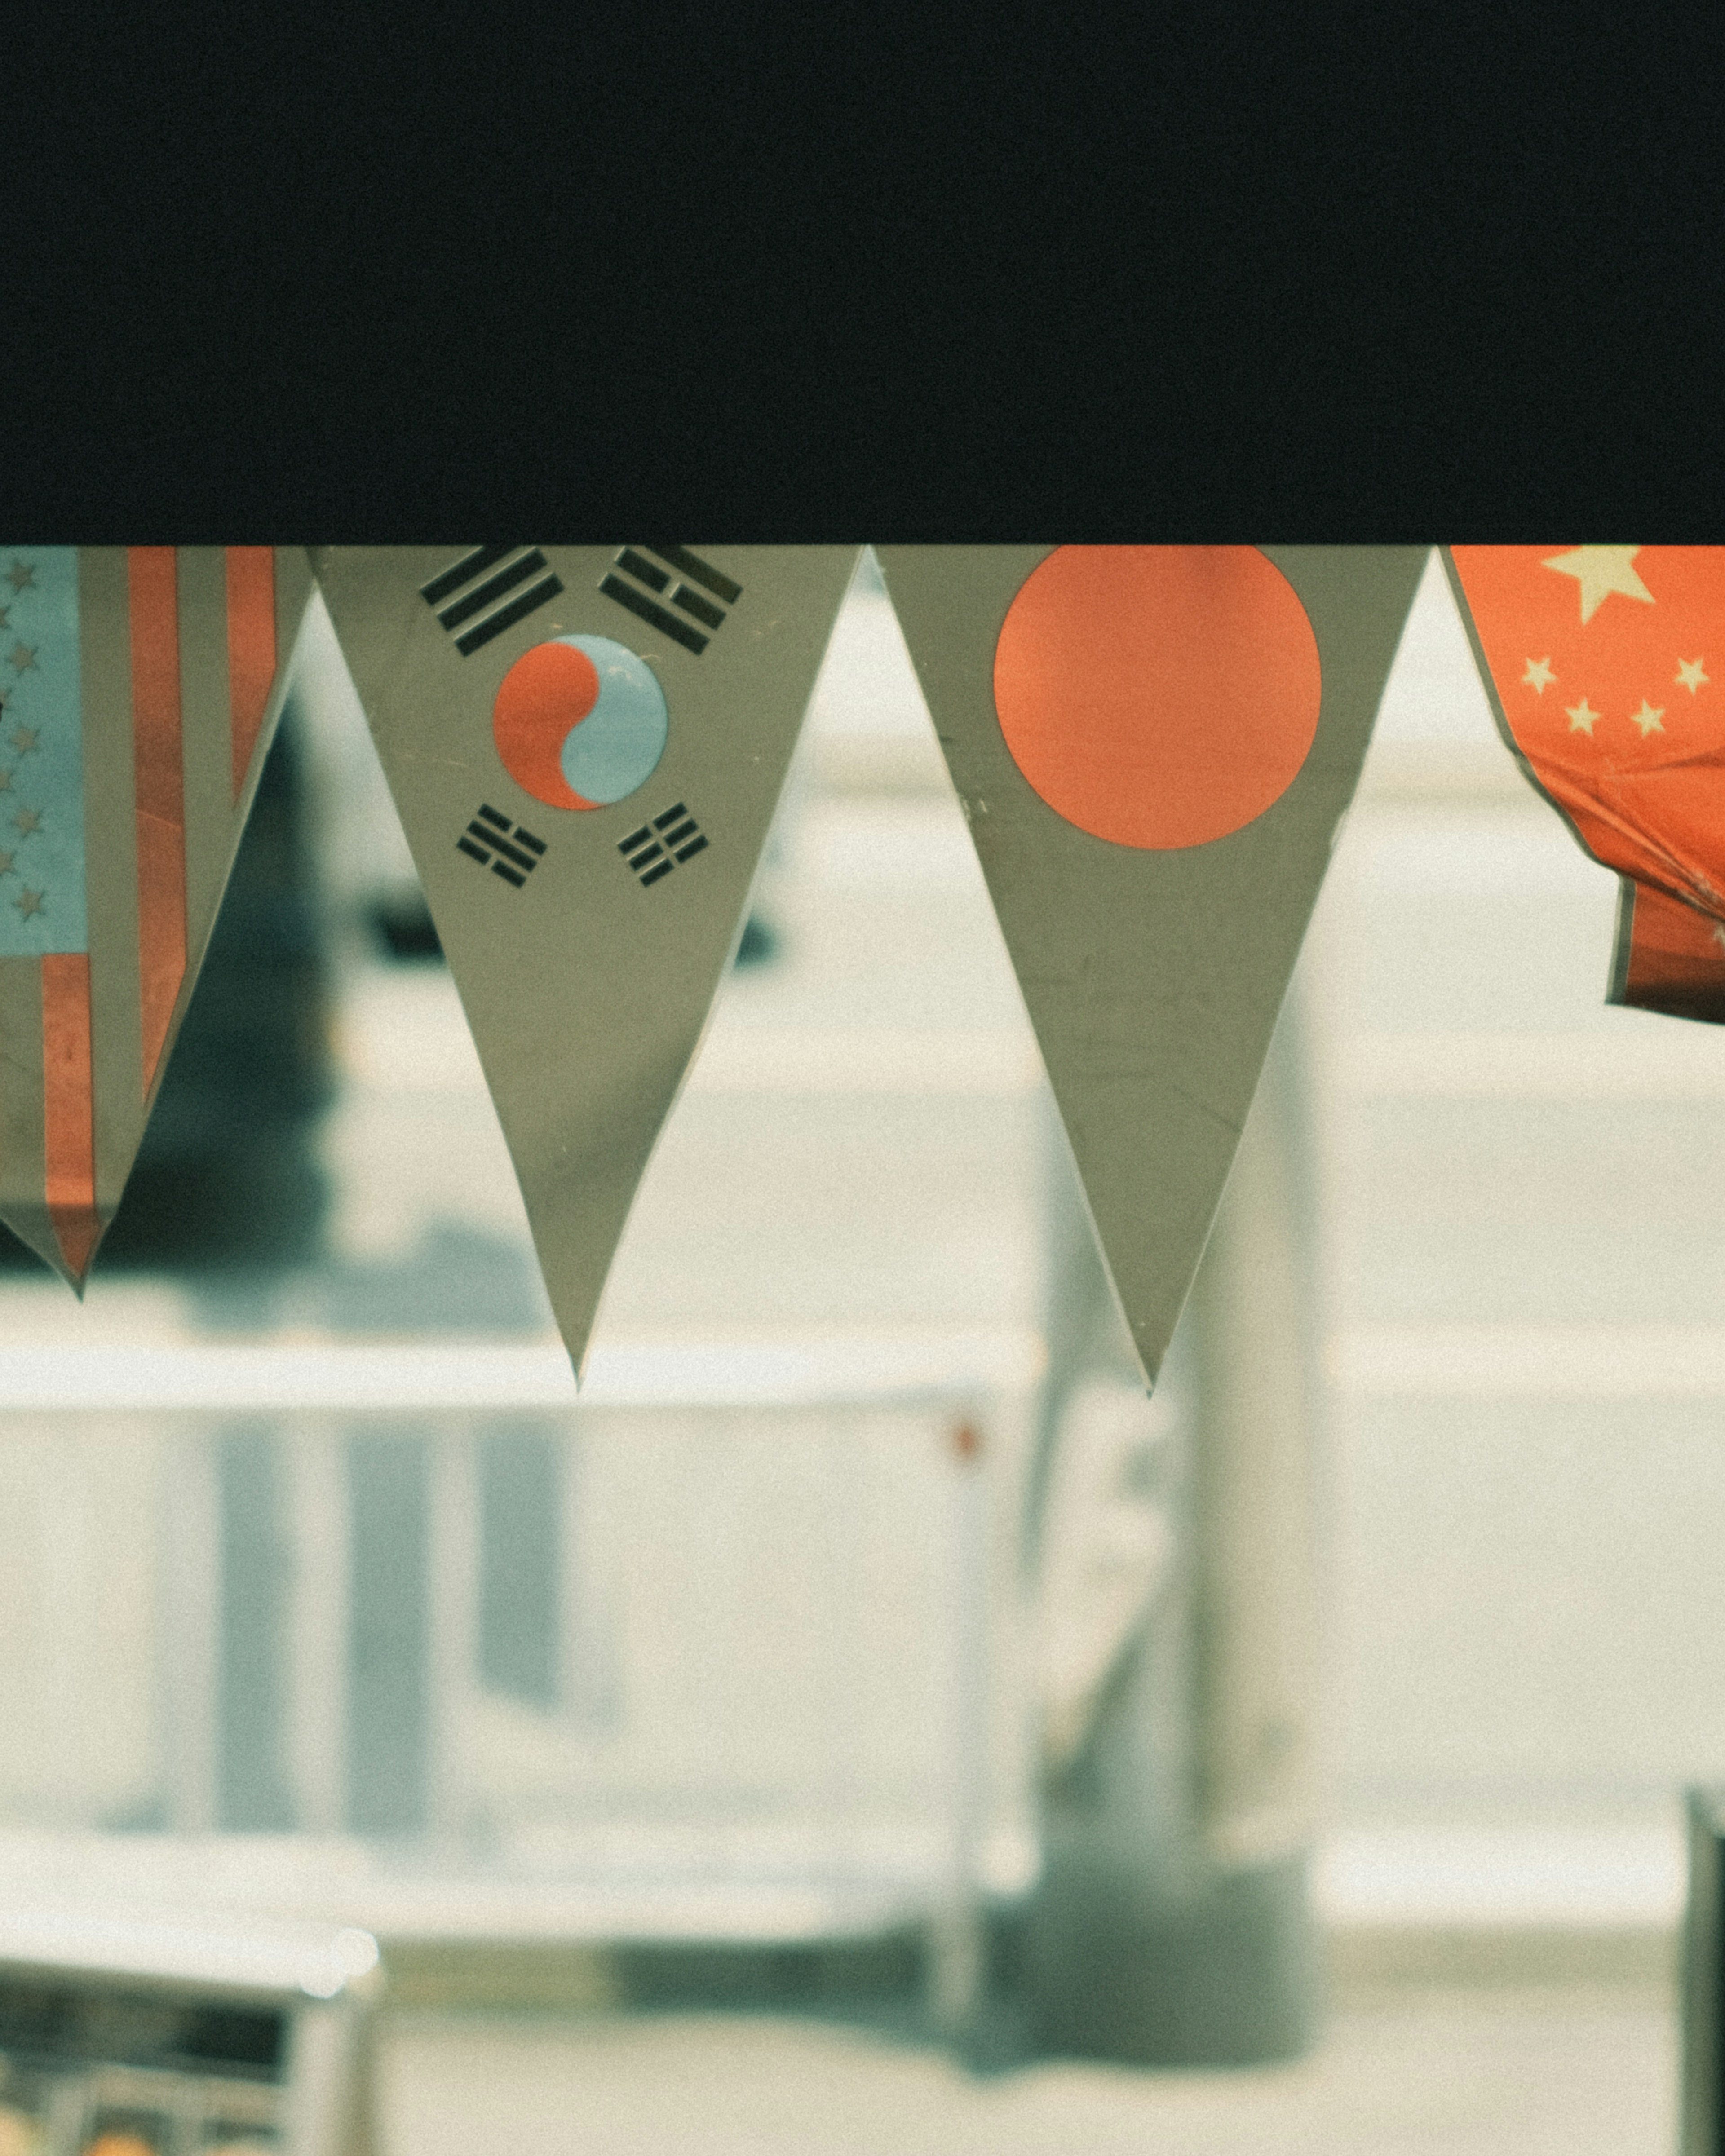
1445,546 -> 1725,1025
875,545 -> 1428,1392
0,547 -> 314,1286
309,545 -> 861,1380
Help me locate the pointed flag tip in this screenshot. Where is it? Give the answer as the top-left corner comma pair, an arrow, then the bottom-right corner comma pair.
50,1209 -> 102,1294
52,1242 -> 95,1299
561,1312 -> 602,1392
567,1330 -> 599,1392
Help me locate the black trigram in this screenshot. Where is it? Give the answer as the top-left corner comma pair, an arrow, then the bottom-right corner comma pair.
598,547 -> 742,657
619,803 -> 708,887
421,548 -> 564,656
457,804 -> 547,888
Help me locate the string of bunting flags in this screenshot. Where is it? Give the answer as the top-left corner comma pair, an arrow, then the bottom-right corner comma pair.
0,544 -> 1713,1390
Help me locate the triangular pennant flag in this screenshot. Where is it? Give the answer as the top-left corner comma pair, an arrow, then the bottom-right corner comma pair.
876,544 -> 1428,1390
0,546 -> 313,1287
1444,545 -> 1725,1024
309,544 -> 862,1378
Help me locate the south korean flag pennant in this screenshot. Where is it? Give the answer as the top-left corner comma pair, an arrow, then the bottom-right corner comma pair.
876,546 -> 1428,1391
309,545 -> 861,1378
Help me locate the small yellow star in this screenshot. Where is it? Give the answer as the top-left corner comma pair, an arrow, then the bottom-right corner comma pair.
6,562 -> 35,592
7,644 -> 35,674
1629,699 -> 1666,737
1677,658 -> 1709,695
1566,697 -> 1601,736
9,728 -> 38,755
0,769 -> 16,794
1543,545 -> 1655,624
0,607 -> 12,632
0,850 -> 15,877
13,888 -> 43,919
1522,657 -> 1556,694
12,808 -> 41,836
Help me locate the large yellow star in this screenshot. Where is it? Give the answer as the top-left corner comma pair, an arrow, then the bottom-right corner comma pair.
1543,546 -> 1655,624
1629,699 -> 1665,737
13,888 -> 43,919
1523,656 -> 1556,693
1677,658 -> 1709,694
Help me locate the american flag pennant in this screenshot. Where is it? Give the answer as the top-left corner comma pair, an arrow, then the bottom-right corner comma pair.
307,545 -> 861,1380
1445,546 -> 1725,1024
0,548 -> 313,1286
875,545 -> 1429,1391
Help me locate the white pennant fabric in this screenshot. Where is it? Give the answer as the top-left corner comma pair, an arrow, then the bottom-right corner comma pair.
310,544 -> 861,1377
876,545 -> 1428,1387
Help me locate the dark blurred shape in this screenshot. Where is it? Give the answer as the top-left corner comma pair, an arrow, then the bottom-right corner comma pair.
0,1981 -> 285,2075
734,913 -> 778,967
217,1428 -> 296,1831
0,713 -> 334,1274
347,1432 -> 431,1836
1682,1785 -> 1725,2156
1024,1845 -> 1315,2066
369,891 -> 443,962
314,1222 -> 549,1335
478,1426 -> 562,1710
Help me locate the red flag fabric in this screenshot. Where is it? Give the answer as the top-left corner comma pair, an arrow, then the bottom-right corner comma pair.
1608,877 -> 1725,1023
1445,545 -> 1725,1023
0,547 -> 308,1286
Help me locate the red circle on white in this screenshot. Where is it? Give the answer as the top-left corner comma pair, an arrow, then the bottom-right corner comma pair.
992,546 -> 1322,849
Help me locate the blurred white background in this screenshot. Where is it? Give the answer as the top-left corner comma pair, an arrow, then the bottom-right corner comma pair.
0,547 -> 1716,2148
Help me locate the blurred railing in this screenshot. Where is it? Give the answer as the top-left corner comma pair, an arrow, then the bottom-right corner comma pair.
0,1337 -> 1041,1959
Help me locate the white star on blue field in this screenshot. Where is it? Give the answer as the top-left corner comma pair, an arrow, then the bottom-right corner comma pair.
0,549 -> 85,956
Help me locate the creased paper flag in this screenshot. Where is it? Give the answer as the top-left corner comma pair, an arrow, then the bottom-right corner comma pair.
1445,545 -> 1725,1023
309,544 -> 861,1379
876,544 -> 1428,1390
0,547 -> 313,1284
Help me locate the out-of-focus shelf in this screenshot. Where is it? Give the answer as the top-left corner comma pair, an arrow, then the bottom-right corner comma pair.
1354,739 -> 1534,804
1333,1028 -> 1725,1099
0,1328 -> 1045,1413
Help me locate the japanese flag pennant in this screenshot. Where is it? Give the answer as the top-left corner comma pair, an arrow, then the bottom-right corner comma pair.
309,545 -> 861,1380
876,545 -> 1428,1390
0,547 -> 314,1284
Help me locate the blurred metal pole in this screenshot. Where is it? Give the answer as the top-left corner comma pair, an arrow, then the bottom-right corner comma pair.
1682,1787 -> 1725,2156
287,1422 -> 350,1834
161,1432 -> 220,1833
928,1418 -> 990,2040
1024,999 -> 1322,2063
428,1423 -> 480,1848
1185,997 -> 1321,1894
